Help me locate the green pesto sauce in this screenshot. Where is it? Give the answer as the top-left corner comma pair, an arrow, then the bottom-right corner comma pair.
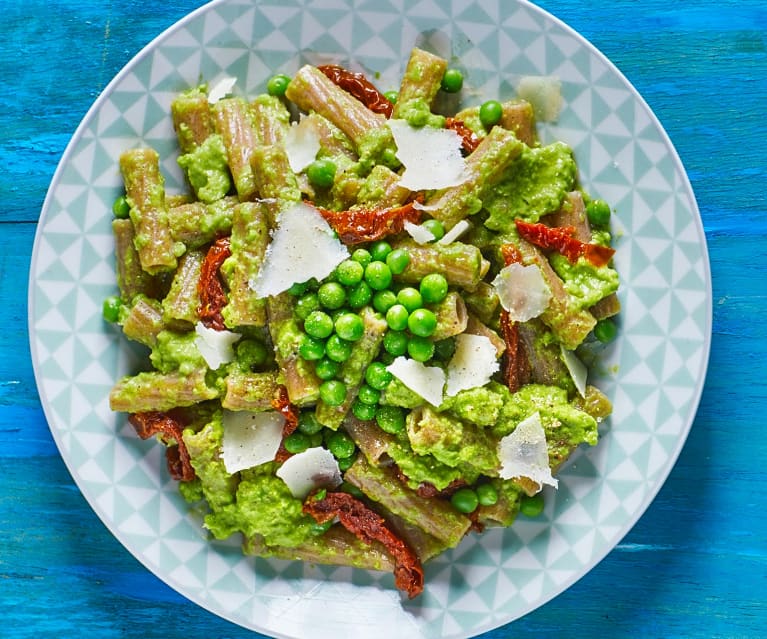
386,437 -> 466,491
182,413 -> 237,511
483,141 -> 578,231
395,97 -> 446,128
440,384 -> 505,427
177,134 -> 232,204
355,126 -> 397,175
493,383 -> 598,450
407,408 -> 498,477
150,329 -> 207,375
204,465 -> 318,547
380,376 -> 424,409
549,253 -> 619,310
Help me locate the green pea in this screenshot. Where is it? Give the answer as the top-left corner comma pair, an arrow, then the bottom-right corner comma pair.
375,405 -> 406,434
407,308 -> 437,338
450,487 -> 479,513
373,289 -> 397,314
298,411 -> 324,435
337,455 -> 356,472
397,287 -> 422,312
335,312 -> 364,341
369,240 -> 392,262
383,90 -> 398,104
357,383 -> 381,406
407,335 -> 434,362
236,338 -> 269,368
586,199 -> 611,226
306,158 -> 337,189
112,195 -> 130,219
283,431 -> 311,453
325,334 -> 353,362
351,248 -> 372,268
335,259 -> 364,286
102,295 -> 122,323
325,430 -> 356,459
295,292 -> 320,320
385,248 -> 410,275
519,493 -> 545,518
364,261 -> 393,291
352,398 -> 377,421
383,330 -> 409,357
479,99 -> 503,128
440,68 -> 464,93
309,432 -> 324,448
385,304 -> 409,331
421,219 -> 445,241
317,281 -> 347,309
298,334 -> 326,361
319,379 -> 347,406
347,281 -> 373,309
594,318 -> 618,343
419,273 -> 448,304
314,357 -> 341,380
304,310 -> 334,339
476,483 -> 499,507
365,361 -> 393,391
266,73 -> 291,97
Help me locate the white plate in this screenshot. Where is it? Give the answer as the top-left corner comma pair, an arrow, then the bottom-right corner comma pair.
28,1 -> 711,637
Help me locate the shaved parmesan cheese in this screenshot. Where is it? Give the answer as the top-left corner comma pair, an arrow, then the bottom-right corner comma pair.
207,76 -> 237,104
194,322 -> 241,370
561,345 -> 587,398
517,75 -> 562,123
276,447 -> 342,499
492,262 -> 552,322
222,410 -> 284,473
388,119 -> 468,190
284,116 -> 321,173
438,219 -> 471,245
386,356 -> 446,407
498,412 -> 558,490
445,334 -> 500,396
403,220 -> 436,244
250,201 -> 349,298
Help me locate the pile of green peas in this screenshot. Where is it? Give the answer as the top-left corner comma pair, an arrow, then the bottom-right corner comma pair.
283,410 -> 358,471
290,238 -> 451,435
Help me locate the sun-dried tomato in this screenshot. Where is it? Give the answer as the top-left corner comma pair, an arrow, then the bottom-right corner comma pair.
515,219 -> 615,267
271,385 -> 300,463
498,243 -> 530,393
197,236 -> 231,330
128,411 -> 196,482
318,64 -> 393,117
316,199 -> 422,245
303,491 -> 424,598
444,117 -> 480,154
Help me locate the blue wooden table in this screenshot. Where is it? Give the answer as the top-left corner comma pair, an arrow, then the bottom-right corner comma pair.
4,1 -> 765,637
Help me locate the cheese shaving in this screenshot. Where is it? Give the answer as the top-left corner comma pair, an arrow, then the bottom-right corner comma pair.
207,76 -> 237,104
222,410 -> 284,474
445,334 -> 499,396
194,322 -> 241,370
498,412 -> 558,490
386,356 -> 446,407
492,262 -> 552,322
284,116 -> 321,173
438,219 -> 471,245
275,447 -> 343,499
561,345 -> 587,398
403,220 -> 436,244
250,201 -> 349,298
517,75 -> 563,123
388,119 -> 468,190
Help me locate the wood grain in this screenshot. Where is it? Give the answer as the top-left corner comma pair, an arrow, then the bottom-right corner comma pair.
3,0 -> 765,637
